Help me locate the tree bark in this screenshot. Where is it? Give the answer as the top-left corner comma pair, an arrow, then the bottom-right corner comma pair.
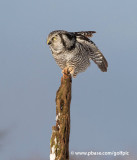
50,71 -> 72,160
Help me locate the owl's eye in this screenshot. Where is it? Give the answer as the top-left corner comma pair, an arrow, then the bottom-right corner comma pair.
52,36 -> 57,41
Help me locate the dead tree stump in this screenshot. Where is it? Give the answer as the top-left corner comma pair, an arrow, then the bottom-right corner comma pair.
50,70 -> 72,160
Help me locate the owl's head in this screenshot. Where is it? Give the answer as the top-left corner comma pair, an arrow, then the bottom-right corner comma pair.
47,30 -> 76,54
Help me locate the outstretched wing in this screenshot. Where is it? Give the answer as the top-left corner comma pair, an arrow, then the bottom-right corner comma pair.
76,34 -> 108,72
73,31 -> 96,38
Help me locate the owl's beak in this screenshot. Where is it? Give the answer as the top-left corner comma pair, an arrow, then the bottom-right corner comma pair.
47,39 -> 51,45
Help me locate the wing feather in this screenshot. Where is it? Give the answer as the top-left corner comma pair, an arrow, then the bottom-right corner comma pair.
76,35 -> 108,72
73,31 -> 96,38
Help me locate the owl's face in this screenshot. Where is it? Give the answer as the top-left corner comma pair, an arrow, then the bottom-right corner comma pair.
47,30 -> 76,54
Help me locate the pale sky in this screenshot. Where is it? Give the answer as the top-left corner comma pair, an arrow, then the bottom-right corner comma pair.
0,0 -> 137,159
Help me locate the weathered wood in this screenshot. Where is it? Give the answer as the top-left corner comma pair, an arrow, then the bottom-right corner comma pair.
50,70 -> 72,160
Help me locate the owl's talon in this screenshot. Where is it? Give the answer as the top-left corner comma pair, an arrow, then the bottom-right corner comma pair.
62,67 -> 74,79
62,68 -> 68,75
68,67 -> 74,76
62,68 -> 69,79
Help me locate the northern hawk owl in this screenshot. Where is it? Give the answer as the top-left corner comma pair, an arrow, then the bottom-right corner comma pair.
47,30 -> 108,77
